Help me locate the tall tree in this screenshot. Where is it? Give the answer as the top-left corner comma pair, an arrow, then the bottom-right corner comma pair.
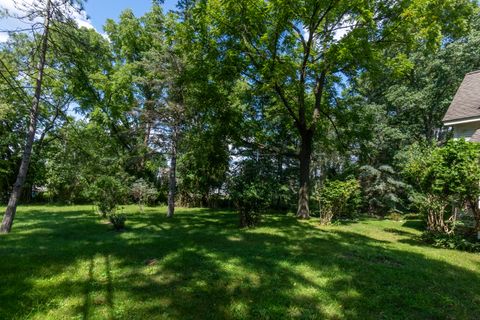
1,0 -> 53,233
207,0 -> 475,218
143,2 -> 240,213
68,6 -> 163,183
0,0 -> 86,233
142,10 -> 188,218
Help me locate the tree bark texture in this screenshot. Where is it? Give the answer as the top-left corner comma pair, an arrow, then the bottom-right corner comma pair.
297,129 -> 313,219
468,199 -> 480,237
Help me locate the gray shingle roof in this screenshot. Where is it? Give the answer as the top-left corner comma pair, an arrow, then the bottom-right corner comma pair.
443,70 -> 480,123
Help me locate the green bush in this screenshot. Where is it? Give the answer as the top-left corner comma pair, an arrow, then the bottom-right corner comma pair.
421,231 -> 480,253
399,140 -> 480,234
228,155 -> 293,227
229,160 -> 272,228
385,212 -> 403,221
131,178 -> 158,212
359,165 -> 406,216
89,175 -> 129,217
313,178 -> 361,225
89,176 -> 130,230
108,213 -> 127,231
231,182 -> 267,228
97,198 -> 118,218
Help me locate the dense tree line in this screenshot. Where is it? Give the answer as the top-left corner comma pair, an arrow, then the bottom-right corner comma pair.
1,0 -> 480,241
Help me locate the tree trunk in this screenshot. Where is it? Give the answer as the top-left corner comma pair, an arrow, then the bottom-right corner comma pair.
167,138 -> 177,218
476,217 -> 480,239
239,210 -> 248,228
201,194 -> 209,208
0,0 -> 51,234
469,198 -> 480,239
297,129 -> 313,219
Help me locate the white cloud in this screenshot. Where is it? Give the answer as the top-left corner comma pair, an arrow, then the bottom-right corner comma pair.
0,0 -> 17,11
333,15 -> 354,41
0,0 -> 95,42
301,16 -> 353,48
334,27 -> 351,41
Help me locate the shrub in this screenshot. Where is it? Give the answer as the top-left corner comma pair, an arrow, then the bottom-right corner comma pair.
229,160 -> 271,228
131,179 -> 158,212
228,157 -> 278,227
108,213 -> 127,231
410,192 -> 457,234
421,231 -> 480,253
97,199 -> 117,218
385,212 -> 403,221
399,140 -> 480,234
359,165 -> 406,216
231,182 -> 267,228
313,178 -> 361,225
89,175 -> 129,218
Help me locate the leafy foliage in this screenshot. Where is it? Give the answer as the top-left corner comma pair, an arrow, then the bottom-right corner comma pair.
399,140 -> 480,233
131,179 -> 158,212
313,179 -> 361,225
229,160 -> 273,227
1,0 -> 480,241
108,212 -> 127,231
231,182 -> 265,228
359,165 -> 407,216
421,232 -> 480,252
89,175 -> 129,217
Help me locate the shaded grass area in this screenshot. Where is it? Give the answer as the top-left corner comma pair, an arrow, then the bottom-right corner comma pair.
0,205 -> 479,319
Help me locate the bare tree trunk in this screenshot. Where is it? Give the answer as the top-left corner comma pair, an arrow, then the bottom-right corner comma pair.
239,210 -> 248,228
167,137 -> 177,218
0,0 -> 51,234
468,198 -> 480,239
297,129 -> 313,219
476,216 -> 480,239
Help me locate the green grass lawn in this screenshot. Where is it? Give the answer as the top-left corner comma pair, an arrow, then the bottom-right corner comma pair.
0,205 -> 479,319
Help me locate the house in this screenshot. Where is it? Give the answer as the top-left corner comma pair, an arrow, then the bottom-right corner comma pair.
443,70 -> 480,141
443,70 -> 480,239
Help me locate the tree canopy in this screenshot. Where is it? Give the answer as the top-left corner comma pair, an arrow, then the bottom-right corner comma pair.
1,0 -> 480,234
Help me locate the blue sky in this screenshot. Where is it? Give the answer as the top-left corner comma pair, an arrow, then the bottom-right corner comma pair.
84,0 -> 178,31
0,0 -> 179,41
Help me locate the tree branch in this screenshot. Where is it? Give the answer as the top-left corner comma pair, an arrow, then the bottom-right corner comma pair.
274,82 -> 301,129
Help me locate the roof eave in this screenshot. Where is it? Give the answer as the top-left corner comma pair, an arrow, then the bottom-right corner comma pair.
443,116 -> 480,126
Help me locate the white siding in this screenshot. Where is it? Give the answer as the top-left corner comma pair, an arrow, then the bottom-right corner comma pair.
453,122 -> 480,141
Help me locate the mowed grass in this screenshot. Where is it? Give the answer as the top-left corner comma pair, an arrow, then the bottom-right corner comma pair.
0,205 -> 479,319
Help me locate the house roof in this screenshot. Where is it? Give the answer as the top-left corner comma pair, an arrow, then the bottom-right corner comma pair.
443,70 -> 480,124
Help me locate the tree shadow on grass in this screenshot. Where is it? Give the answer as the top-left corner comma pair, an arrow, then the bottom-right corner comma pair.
383,228 -> 418,237
402,219 -> 426,231
0,207 -> 479,319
